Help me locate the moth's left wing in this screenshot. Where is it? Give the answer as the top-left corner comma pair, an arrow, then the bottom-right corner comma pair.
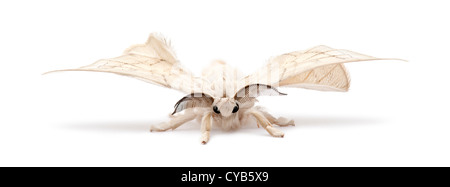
241,45 -> 401,92
45,34 -> 208,94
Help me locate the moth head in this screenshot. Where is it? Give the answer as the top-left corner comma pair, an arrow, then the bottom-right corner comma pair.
212,98 -> 239,117
172,84 -> 285,116
172,93 -> 239,117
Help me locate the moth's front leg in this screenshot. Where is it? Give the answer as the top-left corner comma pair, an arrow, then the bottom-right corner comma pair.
150,109 -> 197,132
248,109 -> 285,138
200,112 -> 212,144
255,106 -> 295,127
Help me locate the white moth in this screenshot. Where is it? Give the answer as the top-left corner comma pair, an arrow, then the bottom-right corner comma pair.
45,33 -> 401,144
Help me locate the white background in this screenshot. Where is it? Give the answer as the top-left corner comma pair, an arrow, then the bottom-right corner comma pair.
1,0 -> 449,166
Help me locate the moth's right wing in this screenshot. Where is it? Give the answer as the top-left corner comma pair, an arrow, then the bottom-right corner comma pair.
241,45 -> 402,92
45,33 -> 208,94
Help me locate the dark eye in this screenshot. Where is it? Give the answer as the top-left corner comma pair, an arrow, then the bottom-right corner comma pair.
232,104 -> 239,113
213,106 -> 220,114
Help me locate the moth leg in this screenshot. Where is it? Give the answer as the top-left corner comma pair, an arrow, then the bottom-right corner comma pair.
150,109 -> 197,132
273,117 -> 295,127
255,106 -> 295,127
200,112 -> 212,144
248,109 -> 284,138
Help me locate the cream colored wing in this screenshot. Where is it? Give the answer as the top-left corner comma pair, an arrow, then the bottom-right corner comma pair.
45,33 -> 207,94
242,45 -> 401,92
278,63 -> 351,91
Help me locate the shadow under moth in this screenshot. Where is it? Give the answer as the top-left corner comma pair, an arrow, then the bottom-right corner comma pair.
46,33 -> 401,144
